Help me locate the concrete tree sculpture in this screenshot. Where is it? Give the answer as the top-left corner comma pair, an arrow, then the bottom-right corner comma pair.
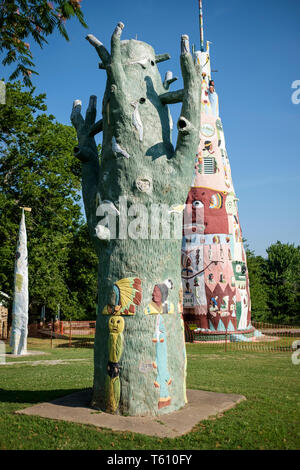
71,22 -> 201,416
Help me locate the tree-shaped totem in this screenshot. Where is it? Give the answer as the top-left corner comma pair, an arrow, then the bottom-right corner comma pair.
71,22 -> 201,416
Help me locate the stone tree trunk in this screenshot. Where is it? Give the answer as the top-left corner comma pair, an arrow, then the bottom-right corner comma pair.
71,22 -> 201,416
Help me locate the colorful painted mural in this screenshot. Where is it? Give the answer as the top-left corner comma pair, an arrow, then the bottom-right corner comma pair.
182,44 -> 253,339
102,276 -> 187,414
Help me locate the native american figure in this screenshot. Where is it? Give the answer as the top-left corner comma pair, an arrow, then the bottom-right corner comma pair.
102,277 -> 142,316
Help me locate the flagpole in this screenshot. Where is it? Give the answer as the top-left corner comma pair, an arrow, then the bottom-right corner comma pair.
199,0 -> 204,52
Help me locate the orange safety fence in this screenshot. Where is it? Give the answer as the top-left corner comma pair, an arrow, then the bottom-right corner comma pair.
27,320 -> 96,348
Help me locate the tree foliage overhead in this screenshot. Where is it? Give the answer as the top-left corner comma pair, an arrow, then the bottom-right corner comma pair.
0,81 -> 98,320
0,0 -> 87,86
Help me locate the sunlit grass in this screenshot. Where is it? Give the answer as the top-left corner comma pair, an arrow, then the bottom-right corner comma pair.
0,339 -> 299,450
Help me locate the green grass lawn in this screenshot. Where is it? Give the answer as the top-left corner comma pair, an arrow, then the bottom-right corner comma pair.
0,338 -> 299,450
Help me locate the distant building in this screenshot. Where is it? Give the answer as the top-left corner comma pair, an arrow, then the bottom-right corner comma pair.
0,292 -> 9,340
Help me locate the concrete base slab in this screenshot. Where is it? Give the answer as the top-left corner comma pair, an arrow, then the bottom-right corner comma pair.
16,388 -> 246,438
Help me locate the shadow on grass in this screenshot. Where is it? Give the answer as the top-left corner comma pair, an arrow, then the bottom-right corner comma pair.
0,387 -> 92,406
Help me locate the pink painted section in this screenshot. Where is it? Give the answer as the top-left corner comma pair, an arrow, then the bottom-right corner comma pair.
193,113 -> 235,194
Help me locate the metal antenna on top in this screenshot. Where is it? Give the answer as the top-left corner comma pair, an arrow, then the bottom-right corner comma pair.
199,0 -> 204,52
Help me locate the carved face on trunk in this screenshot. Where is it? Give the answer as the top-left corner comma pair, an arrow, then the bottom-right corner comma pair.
108,315 -> 124,334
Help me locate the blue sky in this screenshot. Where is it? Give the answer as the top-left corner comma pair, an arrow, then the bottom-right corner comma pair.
1,0 -> 300,256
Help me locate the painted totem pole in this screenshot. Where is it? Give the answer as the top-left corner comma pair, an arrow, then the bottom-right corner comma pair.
10,209 -> 29,355
71,23 -> 200,415
181,33 -> 253,340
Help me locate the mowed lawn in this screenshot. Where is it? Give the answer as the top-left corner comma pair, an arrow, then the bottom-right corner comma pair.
0,338 -> 299,450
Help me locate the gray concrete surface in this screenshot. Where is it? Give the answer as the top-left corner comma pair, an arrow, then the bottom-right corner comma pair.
16,388 -> 246,438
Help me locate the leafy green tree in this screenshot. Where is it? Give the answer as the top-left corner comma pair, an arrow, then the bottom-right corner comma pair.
66,223 -> 98,320
246,247 -> 271,323
0,81 -> 97,321
0,0 -> 87,86
264,241 -> 300,325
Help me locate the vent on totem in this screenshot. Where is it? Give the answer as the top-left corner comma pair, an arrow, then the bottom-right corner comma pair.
203,156 -> 216,174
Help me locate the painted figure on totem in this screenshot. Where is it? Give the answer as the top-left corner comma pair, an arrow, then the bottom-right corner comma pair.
105,315 -> 125,413
144,280 -> 175,315
143,280 -> 177,410
152,314 -> 172,410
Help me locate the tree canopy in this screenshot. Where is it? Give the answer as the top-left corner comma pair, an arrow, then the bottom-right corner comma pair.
247,241 -> 300,326
264,242 -> 300,325
0,81 -> 98,320
0,0 -> 87,86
